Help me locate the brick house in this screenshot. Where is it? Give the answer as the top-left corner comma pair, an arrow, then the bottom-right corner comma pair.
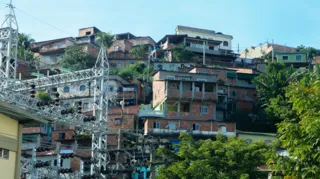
108,32 -> 155,67
139,70 -> 237,138
189,67 -> 259,120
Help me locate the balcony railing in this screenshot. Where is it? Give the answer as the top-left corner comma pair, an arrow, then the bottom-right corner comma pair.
146,128 -> 236,136
138,110 -> 165,118
167,89 -> 217,101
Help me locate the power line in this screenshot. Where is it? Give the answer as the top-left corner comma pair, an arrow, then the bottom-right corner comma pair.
14,6 -> 74,37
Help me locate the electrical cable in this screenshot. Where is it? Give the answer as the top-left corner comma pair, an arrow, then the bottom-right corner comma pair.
14,6 -> 74,37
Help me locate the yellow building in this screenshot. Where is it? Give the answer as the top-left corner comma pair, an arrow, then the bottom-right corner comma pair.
0,101 -> 47,179
237,130 -> 277,144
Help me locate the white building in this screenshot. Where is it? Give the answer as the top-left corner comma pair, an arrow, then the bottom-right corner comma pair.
175,25 -> 233,50
57,75 -> 136,112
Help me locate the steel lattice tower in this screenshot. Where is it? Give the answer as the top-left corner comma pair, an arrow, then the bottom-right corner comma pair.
0,0 -> 18,87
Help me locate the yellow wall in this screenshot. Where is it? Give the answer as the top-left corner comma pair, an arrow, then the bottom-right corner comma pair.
0,114 -> 20,179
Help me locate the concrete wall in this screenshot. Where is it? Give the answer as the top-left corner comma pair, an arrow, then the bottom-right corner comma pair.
239,44 -> 269,59
0,114 -> 21,179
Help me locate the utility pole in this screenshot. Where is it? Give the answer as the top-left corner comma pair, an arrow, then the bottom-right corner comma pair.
149,151 -> 156,179
237,43 -> 239,54
203,41 -> 206,66
56,142 -> 61,179
272,40 -> 274,62
31,148 -> 37,179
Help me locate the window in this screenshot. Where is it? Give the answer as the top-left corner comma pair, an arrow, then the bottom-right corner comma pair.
79,85 -> 86,91
296,55 -> 302,60
169,122 -> 176,130
209,46 -> 214,50
63,86 -> 70,93
114,118 -> 122,125
200,106 -> 208,114
0,148 -> 9,159
114,46 -> 120,51
153,122 -> 160,129
245,139 -> 252,144
282,56 -> 288,60
223,41 -> 228,47
193,124 -> 200,131
57,43 -> 63,49
83,103 -> 89,109
85,31 -> 91,35
58,133 -> 65,140
218,125 -> 227,133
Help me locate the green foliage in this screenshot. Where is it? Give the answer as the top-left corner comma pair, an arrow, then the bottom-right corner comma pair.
18,33 -> 35,61
157,133 -> 269,179
117,62 -> 152,82
266,69 -> 320,178
296,45 -> 320,58
35,90 -> 52,103
96,32 -> 114,48
61,45 -> 96,71
172,45 -> 195,62
130,45 -> 146,59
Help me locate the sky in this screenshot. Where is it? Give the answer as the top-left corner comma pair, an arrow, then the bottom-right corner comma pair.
0,0 -> 319,52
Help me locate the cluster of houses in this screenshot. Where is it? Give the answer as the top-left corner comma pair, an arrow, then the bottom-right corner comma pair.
1,25 -> 313,178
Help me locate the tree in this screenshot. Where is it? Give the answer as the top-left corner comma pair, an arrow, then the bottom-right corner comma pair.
18,33 -> 35,61
130,45 -> 146,59
267,69 -> 320,178
117,62 -> 152,82
96,32 -> 114,48
296,45 -> 320,58
35,90 -> 52,103
253,63 -> 297,122
172,45 -> 195,62
157,133 -> 269,179
60,45 -> 96,71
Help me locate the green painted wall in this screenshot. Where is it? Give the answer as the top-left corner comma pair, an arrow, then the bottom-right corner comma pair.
276,53 -> 307,63
238,132 -> 277,144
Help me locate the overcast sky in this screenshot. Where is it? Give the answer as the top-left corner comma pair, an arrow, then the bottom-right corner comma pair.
0,0 -> 319,52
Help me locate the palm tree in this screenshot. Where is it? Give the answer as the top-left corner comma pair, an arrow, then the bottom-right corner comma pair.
96,32 -> 114,49
18,33 -> 35,60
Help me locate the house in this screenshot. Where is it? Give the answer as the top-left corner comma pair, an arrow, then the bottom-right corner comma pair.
30,37 -> 75,68
153,33 -> 237,67
139,70 -> 237,138
175,25 -> 233,51
275,52 -> 309,67
240,43 -> 296,59
57,75 -> 138,112
30,35 -> 99,69
0,101 -> 47,179
22,125 -> 53,150
188,67 -> 259,120
108,33 -> 156,67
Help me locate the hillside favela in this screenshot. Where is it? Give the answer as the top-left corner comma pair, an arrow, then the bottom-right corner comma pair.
0,0 -> 319,179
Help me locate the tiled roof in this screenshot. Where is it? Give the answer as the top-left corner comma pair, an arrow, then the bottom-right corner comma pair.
23,127 -> 41,134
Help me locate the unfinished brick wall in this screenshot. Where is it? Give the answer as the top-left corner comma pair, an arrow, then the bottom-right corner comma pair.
51,130 -> 75,145
191,102 -> 215,120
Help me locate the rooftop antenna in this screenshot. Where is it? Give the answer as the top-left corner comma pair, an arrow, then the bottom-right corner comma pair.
0,0 -> 19,87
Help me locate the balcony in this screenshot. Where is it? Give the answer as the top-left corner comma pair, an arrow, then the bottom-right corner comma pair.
167,89 -> 180,99
145,128 -> 236,137
167,89 -> 217,101
138,110 -> 164,118
203,92 -> 217,101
